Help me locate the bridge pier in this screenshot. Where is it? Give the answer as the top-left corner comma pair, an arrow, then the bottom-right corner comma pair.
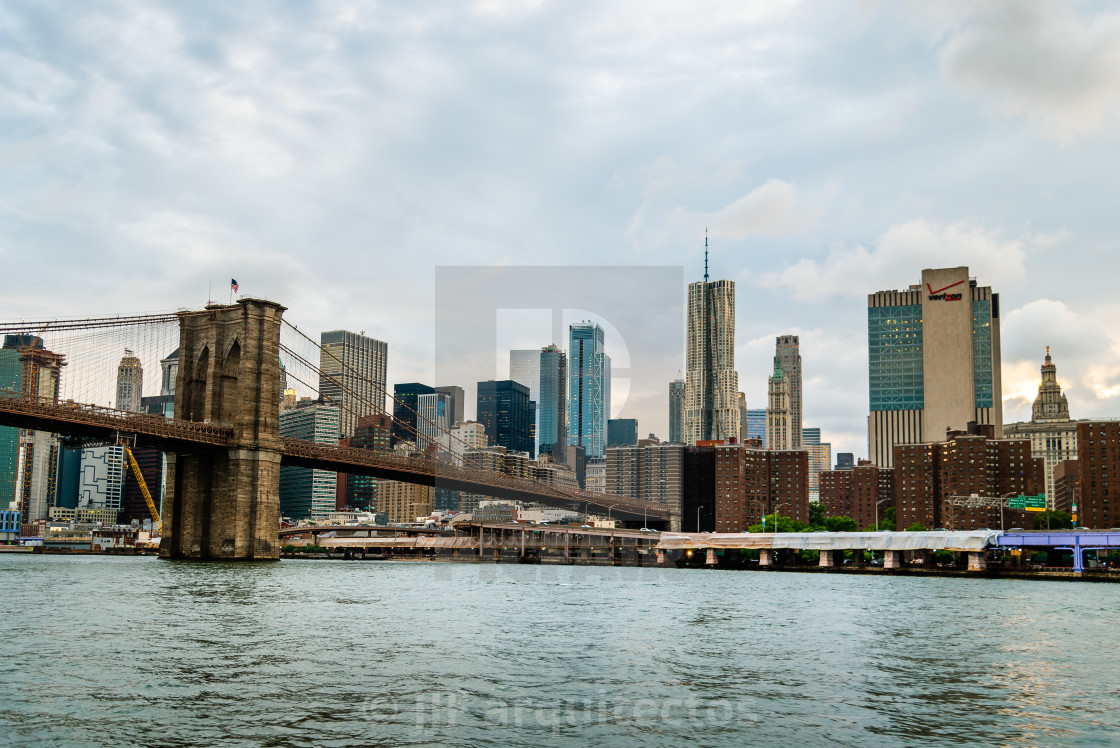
818,549 -> 836,568
884,550 -> 902,569
759,549 -> 773,567
967,551 -> 987,572
705,548 -> 718,566
160,299 -> 286,561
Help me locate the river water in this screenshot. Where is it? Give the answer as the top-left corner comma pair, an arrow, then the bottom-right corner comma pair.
1,555 -> 1117,747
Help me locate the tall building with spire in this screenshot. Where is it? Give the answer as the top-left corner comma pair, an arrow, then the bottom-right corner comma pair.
767,358 -> 792,450
1005,347 -> 1082,507
774,336 -> 802,449
685,234 -> 739,444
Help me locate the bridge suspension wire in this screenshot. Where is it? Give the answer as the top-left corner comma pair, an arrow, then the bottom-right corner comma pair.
277,319 -> 596,509
279,320 -> 475,457
0,312 -> 182,412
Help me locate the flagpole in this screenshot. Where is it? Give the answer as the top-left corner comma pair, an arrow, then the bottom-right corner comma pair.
208,280 -> 212,306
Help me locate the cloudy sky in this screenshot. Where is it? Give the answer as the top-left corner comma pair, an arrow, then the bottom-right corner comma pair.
3,0 -> 1120,458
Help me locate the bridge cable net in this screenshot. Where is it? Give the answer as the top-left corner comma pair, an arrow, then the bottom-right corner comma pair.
278,320 -> 653,515
0,313 -> 182,415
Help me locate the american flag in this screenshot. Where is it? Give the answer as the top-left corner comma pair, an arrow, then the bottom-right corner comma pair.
231,279 -> 239,293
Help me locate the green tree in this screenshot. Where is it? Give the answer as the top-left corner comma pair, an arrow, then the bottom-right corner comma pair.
809,501 -> 827,528
1035,510 -> 1073,530
862,507 -> 897,532
905,522 -> 927,532
748,513 -> 809,533
823,516 -> 858,532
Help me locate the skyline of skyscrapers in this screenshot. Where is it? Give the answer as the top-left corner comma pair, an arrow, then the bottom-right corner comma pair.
684,241 -> 739,444
568,322 -> 610,458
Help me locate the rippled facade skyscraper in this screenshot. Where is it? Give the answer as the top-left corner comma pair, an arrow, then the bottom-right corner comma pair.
684,241 -> 739,445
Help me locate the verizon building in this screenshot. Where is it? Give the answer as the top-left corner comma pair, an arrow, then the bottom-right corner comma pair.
868,267 -> 1002,467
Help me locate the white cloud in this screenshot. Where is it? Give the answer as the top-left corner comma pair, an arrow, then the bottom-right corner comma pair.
903,1 -> 1120,140
756,219 -> 1031,302
663,178 -> 814,243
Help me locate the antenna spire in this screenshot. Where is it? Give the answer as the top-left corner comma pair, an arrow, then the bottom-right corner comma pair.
704,228 -> 709,282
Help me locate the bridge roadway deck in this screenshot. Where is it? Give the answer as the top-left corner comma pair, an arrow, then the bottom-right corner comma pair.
0,390 -> 231,452
0,392 -> 667,521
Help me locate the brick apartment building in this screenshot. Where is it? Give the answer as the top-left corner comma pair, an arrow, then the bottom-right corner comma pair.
713,445 -> 808,532
818,461 -> 894,529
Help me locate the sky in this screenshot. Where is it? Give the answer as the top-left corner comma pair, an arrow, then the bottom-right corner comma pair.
3,0 -> 1120,459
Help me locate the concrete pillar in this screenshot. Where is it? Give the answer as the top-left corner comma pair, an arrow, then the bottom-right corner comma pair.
759,549 -> 773,567
819,549 -> 835,568
967,551 -> 987,571
705,548 -> 718,566
656,549 -> 666,564
884,550 -> 902,569
161,299 -> 286,561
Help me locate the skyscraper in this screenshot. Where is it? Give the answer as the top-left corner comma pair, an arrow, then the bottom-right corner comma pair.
767,358 -> 792,451
568,322 -> 611,458
868,267 -> 1002,467
607,418 -> 638,447
115,349 -> 143,412
392,383 -> 434,446
774,336 -> 802,449
318,330 -> 388,438
669,378 -> 685,444
477,380 -> 534,457
0,338 -> 24,512
538,345 -> 567,462
685,238 -> 739,444
510,350 -> 541,454
1004,348 -> 1082,506
745,409 -> 767,448
417,391 -> 452,451
13,340 -> 64,522
434,385 -> 465,426
736,392 -> 748,444
279,400 -> 340,520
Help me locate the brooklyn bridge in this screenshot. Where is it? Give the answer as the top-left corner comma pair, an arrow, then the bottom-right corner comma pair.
0,298 -> 669,560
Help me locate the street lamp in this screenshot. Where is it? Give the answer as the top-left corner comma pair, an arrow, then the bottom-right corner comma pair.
697,505 -> 704,533
772,501 -> 788,532
876,499 -> 890,531
607,504 -> 618,524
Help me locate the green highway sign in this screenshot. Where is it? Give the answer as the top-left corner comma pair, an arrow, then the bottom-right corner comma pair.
1010,494 -> 1047,510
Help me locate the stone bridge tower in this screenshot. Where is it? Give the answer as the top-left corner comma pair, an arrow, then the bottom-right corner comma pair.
160,299 -> 286,560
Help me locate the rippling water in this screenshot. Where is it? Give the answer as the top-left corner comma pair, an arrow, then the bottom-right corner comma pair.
1,555 -> 1118,747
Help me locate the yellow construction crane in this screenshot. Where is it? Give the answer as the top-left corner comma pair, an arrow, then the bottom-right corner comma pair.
124,448 -> 161,530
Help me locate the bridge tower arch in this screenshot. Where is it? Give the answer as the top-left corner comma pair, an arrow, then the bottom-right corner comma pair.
160,299 -> 286,560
